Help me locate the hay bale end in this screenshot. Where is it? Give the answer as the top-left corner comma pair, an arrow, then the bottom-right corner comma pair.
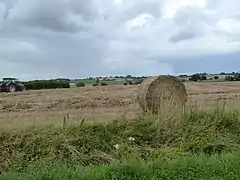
137,75 -> 187,114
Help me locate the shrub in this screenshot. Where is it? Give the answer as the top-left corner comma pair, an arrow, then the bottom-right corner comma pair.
123,82 -> 128,85
214,76 -> 219,80
201,75 -> 207,80
76,82 -> 85,87
96,78 -> 100,84
225,76 -> 234,81
234,74 -> 240,81
189,74 -> 207,81
189,74 -> 201,81
23,80 -> 70,90
100,82 -> 108,86
134,79 -> 144,85
93,83 -> 99,87
128,81 -> 133,85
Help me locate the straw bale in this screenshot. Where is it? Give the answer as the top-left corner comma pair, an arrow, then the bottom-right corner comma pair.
137,75 -> 187,114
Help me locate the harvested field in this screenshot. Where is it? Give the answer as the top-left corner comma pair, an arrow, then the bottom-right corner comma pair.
0,82 -> 240,130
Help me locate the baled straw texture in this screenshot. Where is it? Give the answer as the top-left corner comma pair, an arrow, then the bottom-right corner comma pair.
137,75 -> 187,114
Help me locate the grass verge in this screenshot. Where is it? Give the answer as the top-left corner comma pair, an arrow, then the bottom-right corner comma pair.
2,151 -> 240,180
1,104 -> 240,178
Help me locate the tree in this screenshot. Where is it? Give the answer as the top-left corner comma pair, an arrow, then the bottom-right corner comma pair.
96,78 -> 99,84
234,74 -> 240,81
179,75 -> 188,78
55,78 -> 70,82
189,74 -> 201,82
214,76 -> 219,80
200,75 -> 207,81
225,76 -> 234,81
128,81 -> 133,85
189,74 -> 207,82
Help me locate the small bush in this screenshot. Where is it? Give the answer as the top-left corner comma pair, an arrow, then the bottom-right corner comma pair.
123,82 -> 128,85
100,82 -> 108,86
23,80 -> 70,90
234,74 -> 240,81
134,79 -> 144,85
93,83 -> 99,87
214,76 -> 219,80
128,81 -> 133,85
76,82 -> 85,87
189,74 -> 207,81
96,78 -> 100,83
225,76 -> 234,81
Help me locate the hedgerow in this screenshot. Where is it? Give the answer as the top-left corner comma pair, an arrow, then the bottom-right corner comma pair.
22,80 -> 70,90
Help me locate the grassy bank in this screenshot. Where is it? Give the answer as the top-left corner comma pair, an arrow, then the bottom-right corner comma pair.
2,151 -> 240,179
1,105 -> 240,178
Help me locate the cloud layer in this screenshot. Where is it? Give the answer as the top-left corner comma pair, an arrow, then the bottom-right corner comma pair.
0,0 -> 239,80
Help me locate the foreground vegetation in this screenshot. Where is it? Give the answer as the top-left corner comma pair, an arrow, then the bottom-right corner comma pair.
2,152 -> 240,179
1,105 -> 240,179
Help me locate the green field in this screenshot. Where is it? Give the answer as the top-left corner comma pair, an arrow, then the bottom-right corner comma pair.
1,105 -> 240,179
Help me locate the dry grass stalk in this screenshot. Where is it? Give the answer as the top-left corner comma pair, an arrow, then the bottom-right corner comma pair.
137,75 -> 187,115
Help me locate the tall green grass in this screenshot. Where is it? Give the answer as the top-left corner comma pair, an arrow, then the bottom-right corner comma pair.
2,151 -> 240,179
1,105 -> 240,179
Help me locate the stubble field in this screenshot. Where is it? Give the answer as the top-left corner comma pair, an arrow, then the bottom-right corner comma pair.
1,81 -> 240,131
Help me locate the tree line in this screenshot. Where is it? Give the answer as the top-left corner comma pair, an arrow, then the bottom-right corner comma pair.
188,73 -> 240,82
22,80 -> 70,90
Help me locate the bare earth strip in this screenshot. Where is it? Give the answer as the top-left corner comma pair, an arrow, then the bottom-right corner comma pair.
0,82 -> 240,131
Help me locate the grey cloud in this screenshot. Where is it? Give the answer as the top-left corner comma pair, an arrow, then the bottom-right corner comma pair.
101,0 -> 162,29
171,52 -> 240,74
0,0 -> 16,10
173,6 -> 215,26
4,0 -> 101,33
232,13 -> 240,20
169,31 -> 197,43
171,6 -> 218,42
121,1 -> 162,21
0,26 -> 109,79
0,2 -> 7,21
0,0 -> 17,20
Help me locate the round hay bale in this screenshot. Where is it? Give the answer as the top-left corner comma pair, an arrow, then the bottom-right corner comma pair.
137,75 -> 187,114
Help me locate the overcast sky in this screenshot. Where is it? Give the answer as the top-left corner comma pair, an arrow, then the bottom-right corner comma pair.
0,0 -> 239,80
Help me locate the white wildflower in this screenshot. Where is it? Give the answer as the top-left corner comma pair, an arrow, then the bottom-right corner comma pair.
128,137 -> 135,141
114,144 -> 120,150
